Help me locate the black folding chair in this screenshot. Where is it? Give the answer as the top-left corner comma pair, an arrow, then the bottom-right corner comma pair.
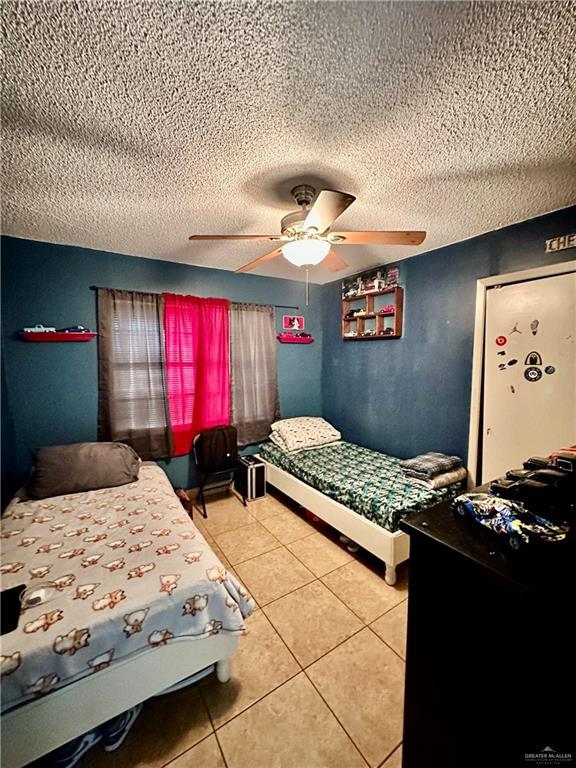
192,425 -> 247,518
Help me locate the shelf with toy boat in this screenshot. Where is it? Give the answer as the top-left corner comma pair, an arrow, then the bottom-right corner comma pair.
276,332 -> 314,344
20,325 -> 97,342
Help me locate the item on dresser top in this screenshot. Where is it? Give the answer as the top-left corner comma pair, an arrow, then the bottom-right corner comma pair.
270,416 -> 341,454
401,452 -> 463,480
552,449 -> 576,473
411,466 -> 467,490
551,446 -> 576,458
523,456 -> 551,471
453,492 -> 570,550
505,468 -> 534,482
490,470 -> 575,519
27,442 -> 141,500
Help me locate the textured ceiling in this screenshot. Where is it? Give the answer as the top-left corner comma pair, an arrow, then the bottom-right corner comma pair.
2,1 -> 575,284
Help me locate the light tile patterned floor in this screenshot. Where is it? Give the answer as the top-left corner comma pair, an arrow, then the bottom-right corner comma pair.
80,490 -> 408,768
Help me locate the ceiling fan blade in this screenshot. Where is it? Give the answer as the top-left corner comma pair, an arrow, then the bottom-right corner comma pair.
189,234 -> 282,241
235,247 -> 283,273
329,230 -> 426,245
303,190 -> 356,234
323,250 -> 349,272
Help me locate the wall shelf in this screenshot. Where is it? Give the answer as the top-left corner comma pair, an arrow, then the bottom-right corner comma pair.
342,287 -> 404,341
276,332 -> 314,344
20,332 -> 97,342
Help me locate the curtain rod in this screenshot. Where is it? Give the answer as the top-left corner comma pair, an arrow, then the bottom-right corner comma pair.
89,286 -> 299,311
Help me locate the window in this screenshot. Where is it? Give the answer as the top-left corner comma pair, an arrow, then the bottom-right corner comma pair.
230,303 -> 280,444
97,289 -> 172,460
97,290 -> 278,458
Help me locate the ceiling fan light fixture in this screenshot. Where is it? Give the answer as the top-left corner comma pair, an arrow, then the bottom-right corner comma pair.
282,239 -> 330,267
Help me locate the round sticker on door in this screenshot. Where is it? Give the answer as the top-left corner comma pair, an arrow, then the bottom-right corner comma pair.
496,336 -> 507,346
524,367 -> 542,382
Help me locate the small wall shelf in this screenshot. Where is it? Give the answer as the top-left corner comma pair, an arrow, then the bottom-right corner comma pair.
277,332 -> 314,344
20,332 -> 97,342
342,287 -> 404,341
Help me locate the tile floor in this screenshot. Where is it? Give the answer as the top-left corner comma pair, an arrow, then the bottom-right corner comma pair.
81,489 -> 408,768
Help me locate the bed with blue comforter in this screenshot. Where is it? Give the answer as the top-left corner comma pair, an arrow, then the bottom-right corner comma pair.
259,440 -> 462,533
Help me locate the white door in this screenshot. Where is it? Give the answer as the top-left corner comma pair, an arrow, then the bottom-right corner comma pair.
482,271 -> 576,483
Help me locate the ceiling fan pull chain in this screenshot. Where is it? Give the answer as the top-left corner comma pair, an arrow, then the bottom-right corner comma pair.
306,269 -> 310,306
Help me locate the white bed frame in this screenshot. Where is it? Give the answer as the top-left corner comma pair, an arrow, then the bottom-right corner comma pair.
1,633 -> 238,768
260,457 -> 410,586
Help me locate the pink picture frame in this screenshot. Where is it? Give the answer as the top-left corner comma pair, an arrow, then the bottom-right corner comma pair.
282,315 -> 305,331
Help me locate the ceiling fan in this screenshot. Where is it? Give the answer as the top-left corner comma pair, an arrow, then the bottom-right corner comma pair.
189,184 -> 426,273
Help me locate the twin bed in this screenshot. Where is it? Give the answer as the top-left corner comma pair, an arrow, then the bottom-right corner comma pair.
1,430 -> 461,767
259,440 -> 463,585
0,463 -> 254,768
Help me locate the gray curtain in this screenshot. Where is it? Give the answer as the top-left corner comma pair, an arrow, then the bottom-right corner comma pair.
97,289 -> 172,460
230,303 -> 280,445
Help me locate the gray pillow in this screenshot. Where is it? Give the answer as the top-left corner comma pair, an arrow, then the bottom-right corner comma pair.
27,442 -> 141,500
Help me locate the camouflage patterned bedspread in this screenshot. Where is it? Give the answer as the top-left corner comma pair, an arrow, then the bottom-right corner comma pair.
0,463 -> 254,713
260,441 -> 462,532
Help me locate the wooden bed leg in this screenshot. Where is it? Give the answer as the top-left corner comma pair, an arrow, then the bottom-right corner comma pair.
216,656 -> 232,683
385,564 -> 397,586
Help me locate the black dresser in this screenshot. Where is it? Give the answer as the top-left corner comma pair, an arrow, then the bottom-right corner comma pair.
400,499 -> 574,768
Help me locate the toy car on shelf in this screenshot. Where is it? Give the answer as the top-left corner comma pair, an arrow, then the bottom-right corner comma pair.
22,324 -> 56,333
453,492 -> 570,550
57,325 -> 92,333
378,305 -> 396,314
362,329 -> 376,337
363,278 -> 386,293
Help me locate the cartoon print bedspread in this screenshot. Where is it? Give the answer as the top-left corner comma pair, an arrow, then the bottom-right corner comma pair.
0,463 -> 254,712
260,441 -> 462,532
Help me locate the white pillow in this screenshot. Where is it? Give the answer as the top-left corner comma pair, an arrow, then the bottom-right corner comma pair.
270,417 -> 341,453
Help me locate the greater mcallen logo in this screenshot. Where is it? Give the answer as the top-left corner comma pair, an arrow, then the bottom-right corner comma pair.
525,746 -> 573,764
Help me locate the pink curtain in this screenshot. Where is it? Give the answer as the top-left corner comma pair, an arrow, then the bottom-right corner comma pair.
163,294 -> 230,456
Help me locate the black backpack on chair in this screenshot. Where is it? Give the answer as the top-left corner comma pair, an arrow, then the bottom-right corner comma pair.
194,425 -> 238,471
192,425 -> 246,518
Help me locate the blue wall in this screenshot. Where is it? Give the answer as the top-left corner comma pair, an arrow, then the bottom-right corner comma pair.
2,207 -> 574,504
1,237 -> 323,497
320,206 -> 576,463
